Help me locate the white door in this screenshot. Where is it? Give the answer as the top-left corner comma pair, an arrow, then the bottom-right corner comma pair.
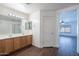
43,16 -> 57,47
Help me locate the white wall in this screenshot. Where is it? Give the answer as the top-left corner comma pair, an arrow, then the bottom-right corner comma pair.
30,10 -> 59,48
30,11 -> 41,48
0,5 -> 29,19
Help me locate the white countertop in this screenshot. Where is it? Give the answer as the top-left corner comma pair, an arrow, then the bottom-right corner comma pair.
0,31 -> 32,40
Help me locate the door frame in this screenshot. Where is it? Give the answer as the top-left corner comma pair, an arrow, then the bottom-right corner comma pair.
56,5 -> 79,52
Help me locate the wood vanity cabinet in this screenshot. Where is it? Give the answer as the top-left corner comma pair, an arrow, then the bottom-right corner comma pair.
20,35 -> 32,48
0,40 -> 4,54
13,35 -> 32,51
27,35 -> 32,45
13,37 -> 22,50
0,35 -> 32,55
20,36 -> 27,48
3,39 -> 14,54
0,39 -> 14,55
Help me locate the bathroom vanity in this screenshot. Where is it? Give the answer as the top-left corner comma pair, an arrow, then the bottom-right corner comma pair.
0,35 -> 32,55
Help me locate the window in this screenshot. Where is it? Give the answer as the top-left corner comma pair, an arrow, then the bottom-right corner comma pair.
60,25 -> 71,33
25,21 -> 32,30
28,21 -> 32,30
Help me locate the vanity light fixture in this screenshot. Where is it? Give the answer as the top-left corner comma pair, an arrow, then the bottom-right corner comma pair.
9,13 -> 12,16
12,14 -> 15,16
8,13 -> 25,19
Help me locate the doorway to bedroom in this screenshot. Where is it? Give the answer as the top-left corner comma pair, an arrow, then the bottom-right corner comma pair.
58,8 -> 77,56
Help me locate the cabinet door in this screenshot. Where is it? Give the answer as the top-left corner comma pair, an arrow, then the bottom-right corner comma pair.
3,39 -> 14,54
23,36 -> 28,46
14,37 -> 21,50
27,35 -> 32,45
0,40 -> 4,55
20,36 -> 32,48
20,36 -> 27,48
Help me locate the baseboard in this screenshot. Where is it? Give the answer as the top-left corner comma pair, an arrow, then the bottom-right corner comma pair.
53,44 -> 59,48
32,43 -> 42,48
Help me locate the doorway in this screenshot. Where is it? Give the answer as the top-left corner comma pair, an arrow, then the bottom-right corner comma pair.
58,8 -> 77,56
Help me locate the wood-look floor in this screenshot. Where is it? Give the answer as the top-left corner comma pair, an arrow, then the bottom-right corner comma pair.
8,36 -> 78,56
58,36 -> 77,56
9,46 -> 58,56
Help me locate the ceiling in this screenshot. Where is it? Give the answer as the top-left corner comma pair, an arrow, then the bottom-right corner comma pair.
0,3 -> 79,14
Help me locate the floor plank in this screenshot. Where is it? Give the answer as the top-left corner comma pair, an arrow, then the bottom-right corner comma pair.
9,46 -> 58,56
58,36 -> 77,56
8,36 -> 78,56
